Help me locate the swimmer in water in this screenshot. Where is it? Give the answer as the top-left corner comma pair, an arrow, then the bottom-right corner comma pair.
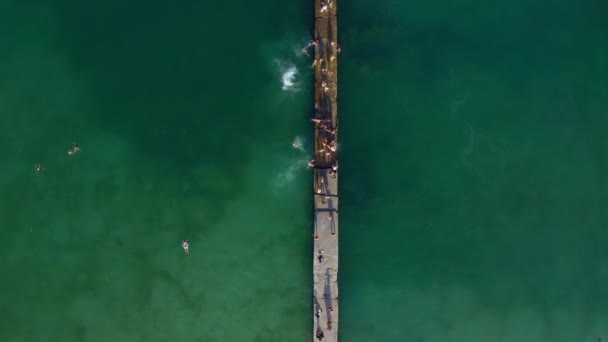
34,163 -> 42,173
182,240 -> 189,254
68,143 -> 80,156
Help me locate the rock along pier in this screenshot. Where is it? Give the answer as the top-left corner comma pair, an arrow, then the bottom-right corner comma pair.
312,0 -> 339,341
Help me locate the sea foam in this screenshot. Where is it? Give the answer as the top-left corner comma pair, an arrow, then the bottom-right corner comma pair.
281,65 -> 298,91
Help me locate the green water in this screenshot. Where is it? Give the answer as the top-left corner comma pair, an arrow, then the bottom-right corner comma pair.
0,1 -> 313,341
339,0 -> 608,341
1,0 -> 607,341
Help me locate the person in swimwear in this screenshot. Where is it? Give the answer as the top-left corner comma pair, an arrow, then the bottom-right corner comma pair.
68,143 -> 80,156
182,240 -> 189,254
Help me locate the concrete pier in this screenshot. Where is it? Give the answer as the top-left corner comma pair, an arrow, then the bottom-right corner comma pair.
312,0 -> 339,341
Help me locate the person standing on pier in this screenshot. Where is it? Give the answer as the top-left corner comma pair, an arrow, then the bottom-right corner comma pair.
316,327 -> 324,340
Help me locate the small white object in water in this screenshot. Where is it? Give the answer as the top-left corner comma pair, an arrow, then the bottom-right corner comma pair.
292,136 -> 304,151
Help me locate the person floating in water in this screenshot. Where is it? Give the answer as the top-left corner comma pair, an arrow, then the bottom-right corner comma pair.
67,143 -> 80,156
182,240 -> 189,254
34,163 -> 42,173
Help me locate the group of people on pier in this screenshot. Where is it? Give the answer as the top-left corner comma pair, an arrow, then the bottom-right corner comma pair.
309,32 -> 340,170
310,5 -> 340,339
306,40 -> 341,70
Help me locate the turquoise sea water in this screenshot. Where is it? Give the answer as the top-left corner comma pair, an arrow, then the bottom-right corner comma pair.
340,0 -> 607,341
1,1 -> 607,341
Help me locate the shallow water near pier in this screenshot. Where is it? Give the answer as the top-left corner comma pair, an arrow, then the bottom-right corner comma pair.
0,1 -> 313,341
339,0 -> 608,341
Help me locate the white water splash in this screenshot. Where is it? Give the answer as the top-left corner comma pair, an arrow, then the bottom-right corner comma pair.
281,65 -> 298,91
291,136 -> 305,151
274,58 -> 300,92
273,158 -> 308,190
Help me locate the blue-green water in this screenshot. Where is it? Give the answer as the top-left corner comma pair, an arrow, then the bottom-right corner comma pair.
1,0 -> 607,341
340,0 -> 608,341
0,1 -> 313,341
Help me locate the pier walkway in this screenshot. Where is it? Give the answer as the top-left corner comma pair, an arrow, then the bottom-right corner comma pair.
312,0 -> 339,341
